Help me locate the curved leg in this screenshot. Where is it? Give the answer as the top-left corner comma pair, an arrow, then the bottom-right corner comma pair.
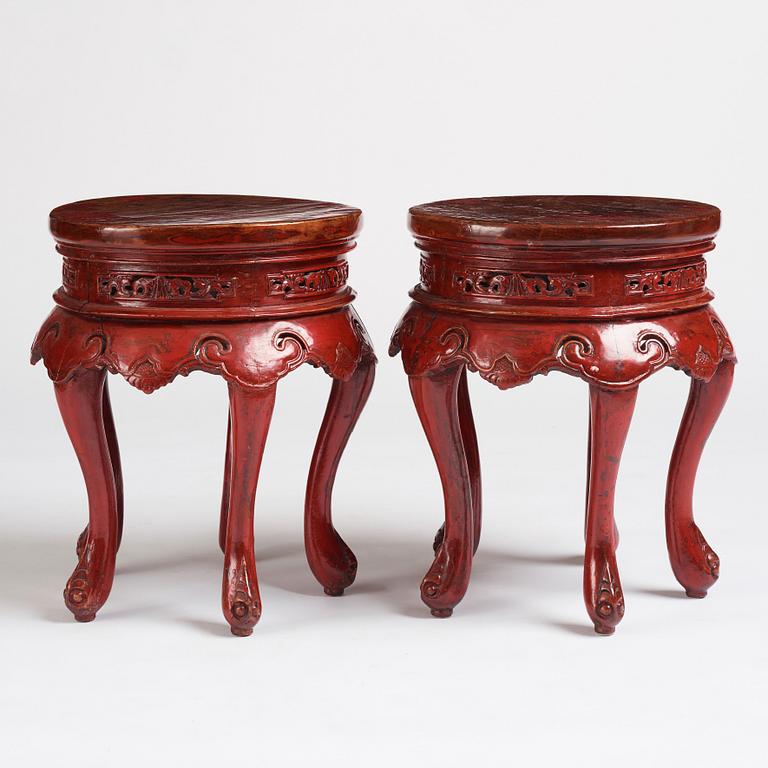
583,398 -> 619,549
76,376 -> 124,557
584,386 -> 637,635
433,366 -> 482,555
222,383 -> 276,636
218,413 -> 232,554
665,360 -> 734,598
410,366 -> 474,617
56,368 -> 119,622
305,359 -> 375,596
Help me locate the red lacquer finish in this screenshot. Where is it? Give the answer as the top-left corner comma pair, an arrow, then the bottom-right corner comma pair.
391,196 -> 736,633
32,195 -> 376,635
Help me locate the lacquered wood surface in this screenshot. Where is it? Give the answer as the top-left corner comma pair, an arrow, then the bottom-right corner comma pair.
410,195 -> 720,246
392,195 -> 735,634
409,196 -> 720,320
51,194 -> 361,249
51,195 -> 362,320
33,195 -> 377,636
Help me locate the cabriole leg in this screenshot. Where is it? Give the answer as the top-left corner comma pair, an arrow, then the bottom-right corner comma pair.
410,366 -> 474,617
76,376 -> 124,557
665,360 -> 734,598
222,383 -> 276,636
433,366 -> 482,555
56,368 -> 119,622
305,358 -> 375,596
583,398 -> 619,549
584,386 -> 637,635
218,413 -> 232,554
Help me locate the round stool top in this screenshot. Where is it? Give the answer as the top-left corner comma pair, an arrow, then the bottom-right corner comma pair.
409,195 -> 720,247
50,195 -> 362,320
50,194 -> 361,250
408,195 -> 720,320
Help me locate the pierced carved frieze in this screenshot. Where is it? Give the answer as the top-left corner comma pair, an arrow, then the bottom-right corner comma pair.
267,263 -> 348,298
452,268 -> 593,299
390,303 -> 735,390
62,260 -> 78,292
625,262 -> 706,296
97,273 -> 236,301
419,258 -> 436,289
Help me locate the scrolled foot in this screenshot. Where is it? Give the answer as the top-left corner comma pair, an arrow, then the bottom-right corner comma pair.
223,554 -> 261,637
313,532 -> 358,596
665,361 -> 732,599
420,544 -> 467,617
304,361 -> 372,598
673,523 -> 719,597
587,550 -> 625,636
63,547 -> 111,622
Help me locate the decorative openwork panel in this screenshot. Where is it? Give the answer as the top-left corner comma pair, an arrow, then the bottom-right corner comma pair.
267,263 -> 349,298
625,261 -> 706,296
97,273 -> 237,301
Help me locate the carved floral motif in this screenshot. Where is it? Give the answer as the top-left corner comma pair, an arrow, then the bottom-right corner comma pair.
625,262 -> 706,296
452,268 -> 593,299
98,273 -> 236,301
267,263 -> 348,297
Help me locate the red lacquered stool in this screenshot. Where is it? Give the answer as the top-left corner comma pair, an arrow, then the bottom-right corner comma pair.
32,195 -> 376,636
390,196 -> 735,634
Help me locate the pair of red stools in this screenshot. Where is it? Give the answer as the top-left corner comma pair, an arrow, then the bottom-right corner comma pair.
32,195 -> 735,636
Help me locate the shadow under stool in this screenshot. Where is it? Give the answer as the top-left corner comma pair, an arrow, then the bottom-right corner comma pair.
390,195 -> 735,634
32,194 -> 376,636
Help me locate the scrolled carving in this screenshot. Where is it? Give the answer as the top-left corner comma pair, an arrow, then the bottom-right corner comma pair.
451,267 -> 593,299
64,564 -> 91,613
595,559 -> 625,620
635,330 -> 671,367
273,330 -> 310,367
693,525 -> 720,579
225,553 -> 261,636
97,273 -> 236,301
267,263 -> 348,297
391,302 -> 734,390
625,262 -> 706,296
32,306 -> 375,394
193,334 -> 233,366
710,315 -> 734,359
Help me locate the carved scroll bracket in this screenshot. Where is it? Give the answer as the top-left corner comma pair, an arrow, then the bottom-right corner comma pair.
390,303 -> 735,390
32,306 -> 376,394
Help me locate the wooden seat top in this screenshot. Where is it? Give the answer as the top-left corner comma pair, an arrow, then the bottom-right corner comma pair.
409,196 -> 720,247
50,194 -> 362,250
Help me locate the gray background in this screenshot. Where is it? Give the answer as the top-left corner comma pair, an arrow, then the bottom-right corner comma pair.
1,1 -> 765,765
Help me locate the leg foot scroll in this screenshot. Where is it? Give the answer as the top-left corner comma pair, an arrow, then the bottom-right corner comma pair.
584,386 -> 636,635
665,361 -> 734,598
